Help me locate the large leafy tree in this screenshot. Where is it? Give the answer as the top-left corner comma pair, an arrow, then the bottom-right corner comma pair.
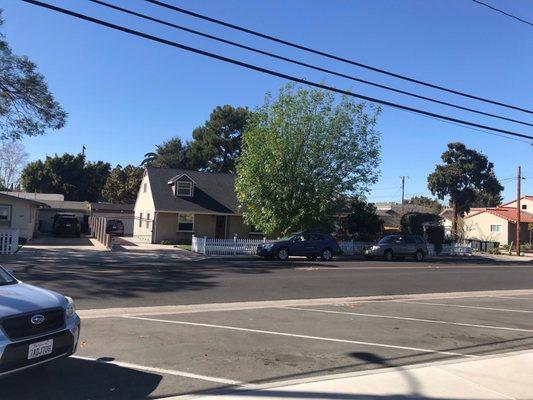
188,105 -> 251,173
102,165 -> 143,203
470,189 -> 503,207
407,195 -> 443,214
21,153 -> 110,201
236,85 -> 381,235
428,142 -> 503,241
0,11 -> 66,140
141,137 -> 189,169
342,198 -> 383,241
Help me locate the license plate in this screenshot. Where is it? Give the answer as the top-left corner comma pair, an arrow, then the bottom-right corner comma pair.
65,224 -> 71,227
28,339 -> 53,360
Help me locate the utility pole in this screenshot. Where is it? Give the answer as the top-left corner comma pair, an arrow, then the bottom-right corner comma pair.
516,166 -> 521,256
400,176 -> 407,212
81,145 -> 86,156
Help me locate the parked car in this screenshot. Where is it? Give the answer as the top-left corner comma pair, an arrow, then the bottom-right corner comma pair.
0,266 -> 80,376
106,219 -> 124,236
364,234 -> 428,261
257,232 -> 342,261
52,214 -> 81,237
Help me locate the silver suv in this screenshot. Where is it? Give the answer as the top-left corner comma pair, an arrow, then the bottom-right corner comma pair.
364,234 -> 428,262
0,266 -> 80,377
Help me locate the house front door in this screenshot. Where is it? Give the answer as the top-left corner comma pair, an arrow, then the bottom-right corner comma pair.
215,216 -> 226,239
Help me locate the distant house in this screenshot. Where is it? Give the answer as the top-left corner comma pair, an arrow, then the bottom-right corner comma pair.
0,192 -> 49,239
1,191 -> 89,233
134,168 -> 262,243
374,202 -> 437,233
465,196 -> 533,245
90,203 -> 135,236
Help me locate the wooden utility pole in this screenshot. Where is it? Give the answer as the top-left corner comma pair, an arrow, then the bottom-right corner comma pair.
516,166 -> 521,256
400,176 -> 407,212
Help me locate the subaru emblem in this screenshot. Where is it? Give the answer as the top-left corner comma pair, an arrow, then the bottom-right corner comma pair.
30,314 -> 45,325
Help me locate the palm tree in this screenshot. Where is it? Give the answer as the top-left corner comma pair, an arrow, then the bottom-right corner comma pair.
141,152 -> 157,166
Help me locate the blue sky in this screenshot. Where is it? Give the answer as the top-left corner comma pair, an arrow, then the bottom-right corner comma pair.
3,0 -> 532,202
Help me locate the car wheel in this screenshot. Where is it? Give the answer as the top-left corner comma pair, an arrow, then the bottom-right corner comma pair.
415,250 -> 424,262
277,248 -> 289,261
384,250 -> 394,261
306,256 -> 317,261
321,248 -> 333,261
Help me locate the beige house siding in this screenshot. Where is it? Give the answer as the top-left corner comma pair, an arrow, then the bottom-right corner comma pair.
466,212 -> 510,244
0,198 -> 39,239
133,172 -> 156,240
505,198 -> 533,212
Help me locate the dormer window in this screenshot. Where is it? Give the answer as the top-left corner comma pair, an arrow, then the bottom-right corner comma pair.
176,181 -> 193,196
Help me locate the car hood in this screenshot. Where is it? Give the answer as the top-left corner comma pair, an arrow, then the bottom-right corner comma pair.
259,240 -> 290,246
0,282 -> 66,317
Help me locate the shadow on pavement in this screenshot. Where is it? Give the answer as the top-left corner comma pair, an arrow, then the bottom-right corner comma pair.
0,357 -> 162,400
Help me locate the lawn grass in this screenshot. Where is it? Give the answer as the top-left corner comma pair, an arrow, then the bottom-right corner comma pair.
175,244 -> 192,251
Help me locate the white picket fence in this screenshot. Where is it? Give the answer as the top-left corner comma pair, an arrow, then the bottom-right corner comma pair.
338,241 -> 373,256
192,236 -> 267,255
0,229 -> 19,254
428,243 -> 472,256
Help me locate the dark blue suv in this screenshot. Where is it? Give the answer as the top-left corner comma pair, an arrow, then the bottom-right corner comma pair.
257,232 -> 342,261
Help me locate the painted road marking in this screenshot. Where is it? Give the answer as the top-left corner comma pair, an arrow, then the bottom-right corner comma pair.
73,356 -> 247,386
396,301 -> 533,314
124,316 -> 477,358
282,307 -> 533,333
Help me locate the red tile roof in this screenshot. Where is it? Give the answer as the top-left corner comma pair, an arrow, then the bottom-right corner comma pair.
467,206 -> 533,224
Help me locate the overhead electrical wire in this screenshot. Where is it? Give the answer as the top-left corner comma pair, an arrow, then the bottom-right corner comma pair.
88,0 -> 533,128
145,0 -> 533,115
22,0 -> 533,142
472,0 -> 533,28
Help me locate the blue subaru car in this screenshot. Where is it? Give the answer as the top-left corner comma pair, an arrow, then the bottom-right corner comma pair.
257,232 -> 342,261
0,266 -> 80,377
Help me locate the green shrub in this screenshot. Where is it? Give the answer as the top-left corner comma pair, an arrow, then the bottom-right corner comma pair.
160,240 -> 176,245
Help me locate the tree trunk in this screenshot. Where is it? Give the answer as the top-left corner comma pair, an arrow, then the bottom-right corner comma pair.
452,200 -> 458,243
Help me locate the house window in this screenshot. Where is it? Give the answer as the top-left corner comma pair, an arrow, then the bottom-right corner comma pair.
146,213 -> 150,228
176,181 -> 193,196
139,213 -> 143,227
143,183 -> 147,193
522,204 -> 527,210
0,205 -> 11,222
177,213 -> 194,231
490,224 -> 502,232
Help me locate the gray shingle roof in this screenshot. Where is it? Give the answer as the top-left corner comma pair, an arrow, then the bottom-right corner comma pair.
147,167 -> 238,214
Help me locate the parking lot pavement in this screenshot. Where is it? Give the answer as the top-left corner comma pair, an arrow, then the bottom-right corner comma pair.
2,290 -> 533,400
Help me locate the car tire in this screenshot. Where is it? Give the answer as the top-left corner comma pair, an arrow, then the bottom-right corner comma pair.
306,256 -> 317,261
415,250 -> 424,262
384,250 -> 394,261
321,248 -> 333,261
277,248 -> 289,261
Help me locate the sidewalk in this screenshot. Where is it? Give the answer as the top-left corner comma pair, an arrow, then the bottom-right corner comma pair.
187,349 -> 533,399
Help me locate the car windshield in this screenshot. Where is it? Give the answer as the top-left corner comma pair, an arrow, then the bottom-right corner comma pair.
378,236 -> 396,244
0,267 -> 16,285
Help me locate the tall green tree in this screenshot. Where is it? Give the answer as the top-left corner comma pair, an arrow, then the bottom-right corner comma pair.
407,195 -> 443,214
188,105 -> 251,173
21,153 -> 110,201
470,189 -> 503,207
428,142 -> 503,241
236,85 -> 381,235
0,11 -> 66,139
343,198 -> 383,241
102,165 -> 143,203
141,137 -> 189,169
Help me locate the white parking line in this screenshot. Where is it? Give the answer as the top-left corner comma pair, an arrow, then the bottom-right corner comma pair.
282,307 -> 533,333
73,356 -> 246,386
395,300 -> 533,314
124,316 -> 477,358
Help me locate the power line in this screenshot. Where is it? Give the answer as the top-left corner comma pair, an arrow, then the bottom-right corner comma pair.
145,0 -> 533,115
472,0 -> 533,28
23,0 -> 533,142
89,0 -> 533,127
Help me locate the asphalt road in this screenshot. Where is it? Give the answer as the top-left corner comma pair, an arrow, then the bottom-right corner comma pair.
1,247 -> 533,310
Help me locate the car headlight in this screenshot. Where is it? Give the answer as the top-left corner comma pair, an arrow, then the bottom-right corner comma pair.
65,296 -> 76,318
371,245 -> 381,250
264,243 -> 274,249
